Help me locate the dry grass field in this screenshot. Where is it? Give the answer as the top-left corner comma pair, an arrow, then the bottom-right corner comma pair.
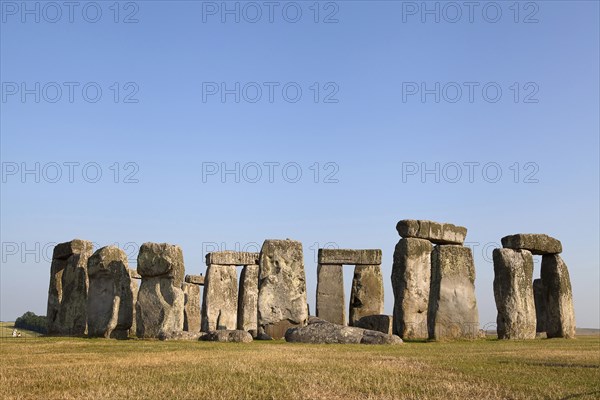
1,324 -> 598,400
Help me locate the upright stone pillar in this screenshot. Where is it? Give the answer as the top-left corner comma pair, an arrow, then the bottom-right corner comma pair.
492,248 -> 536,339
183,283 -> 201,332
86,246 -> 134,339
349,265 -> 384,326
428,245 -> 479,339
316,264 -> 345,325
391,238 -> 432,339
258,239 -> 308,339
201,264 -> 238,331
541,254 -> 575,338
533,279 -> 547,334
129,269 -> 140,337
238,264 -> 259,334
47,239 -> 93,335
136,243 -> 185,338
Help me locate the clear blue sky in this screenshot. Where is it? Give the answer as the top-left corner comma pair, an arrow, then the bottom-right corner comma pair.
1,1 -> 598,328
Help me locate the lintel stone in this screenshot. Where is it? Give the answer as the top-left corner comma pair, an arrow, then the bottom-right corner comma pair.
205,251 -> 259,266
185,274 -> 205,285
501,234 -> 562,255
396,220 -> 467,245
318,249 -> 382,265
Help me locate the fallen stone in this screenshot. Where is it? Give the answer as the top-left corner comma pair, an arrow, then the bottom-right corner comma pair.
159,330 -> 206,341
533,279 -> 547,333
316,264 -> 345,325
258,239 -> 308,338
183,283 -> 201,332
501,234 -> 562,255
492,248 -> 536,339
541,254 -> 575,338
87,246 -> 134,339
391,238 -> 432,339
354,315 -> 393,335
396,220 -> 467,245
428,245 -> 479,339
318,249 -> 382,265
47,239 -> 93,336
185,274 -> 205,285
201,330 -> 253,343
205,251 -> 259,266
137,242 -> 185,285
238,264 -> 259,332
285,317 -> 402,345
349,264 -> 384,326
201,264 -> 238,331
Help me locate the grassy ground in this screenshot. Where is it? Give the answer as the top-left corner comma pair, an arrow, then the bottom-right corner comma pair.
1,332 -> 598,400
0,322 -> 42,338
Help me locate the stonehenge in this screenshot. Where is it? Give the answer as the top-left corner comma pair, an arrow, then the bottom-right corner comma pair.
493,234 -> 575,339
258,240 -> 308,338
201,251 -> 259,334
316,249 -> 384,327
47,239 -> 93,335
86,246 -> 134,339
136,243 -> 185,338
45,225 -> 577,342
391,220 -> 479,340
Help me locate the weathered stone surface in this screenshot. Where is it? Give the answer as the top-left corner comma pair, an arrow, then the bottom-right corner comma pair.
396,220 -> 467,245
354,315 -> 393,335
541,254 -> 575,338
285,317 -> 403,345
159,330 -> 206,341
206,251 -> 259,266
349,265 -> 384,326
136,242 -> 185,338
318,249 -> 382,265
428,245 -> 479,339
183,283 -> 201,332
129,271 -> 139,337
136,277 -> 185,338
201,264 -> 238,331
137,242 -> 185,285
533,279 -> 547,333
47,239 -> 93,336
316,264 -> 345,325
201,330 -> 253,343
185,274 -> 205,285
258,239 -> 308,338
492,248 -> 536,340
501,234 -> 562,255
86,246 -> 134,339
391,238 -> 432,339
238,264 -> 259,333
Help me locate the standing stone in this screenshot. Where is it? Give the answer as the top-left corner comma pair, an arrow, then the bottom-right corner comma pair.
129,270 -> 139,337
492,248 -> 536,339
86,246 -> 133,339
47,239 -> 93,335
541,254 -> 575,338
183,283 -> 201,332
428,245 -> 479,339
201,264 -> 238,331
316,264 -> 345,325
238,265 -> 259,334
349,265 -> 384,326
533,279 -> 547,333
258,239 -> 308,339
391,238 -> 432,339
136,243 -> 185,338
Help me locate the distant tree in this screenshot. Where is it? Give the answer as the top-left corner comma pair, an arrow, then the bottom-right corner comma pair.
14,311 -> 47,334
